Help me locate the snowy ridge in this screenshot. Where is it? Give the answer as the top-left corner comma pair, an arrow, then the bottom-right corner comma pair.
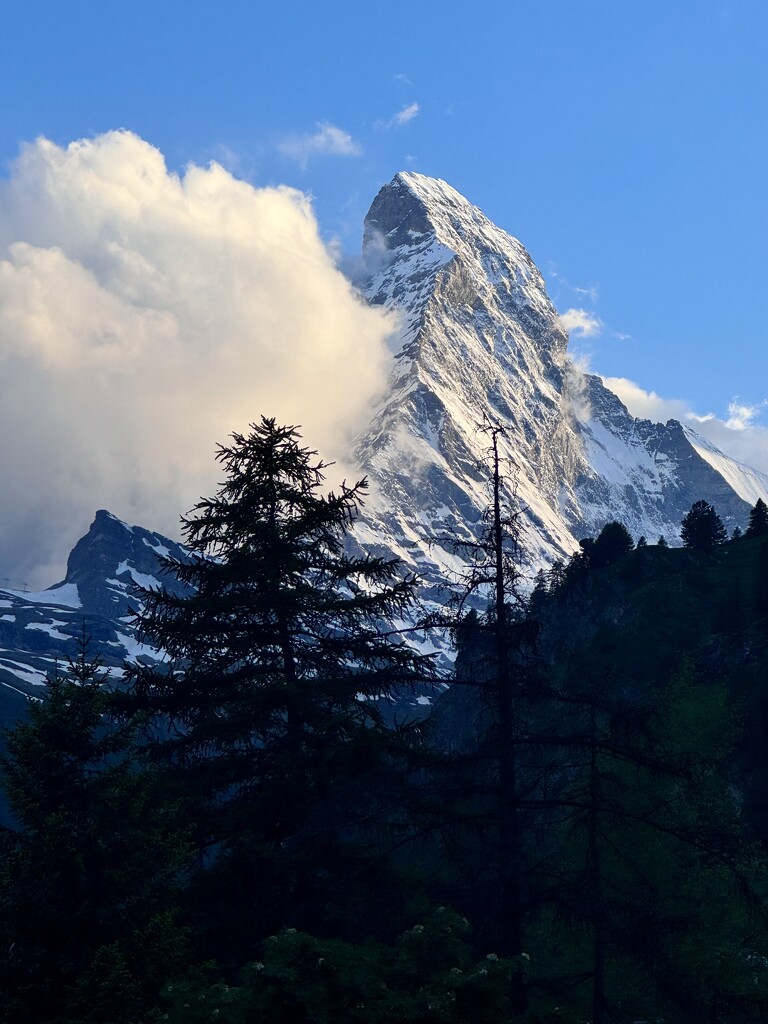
683,425 -> 768,507
350,173 -> 765,604
0,510 -> 187,701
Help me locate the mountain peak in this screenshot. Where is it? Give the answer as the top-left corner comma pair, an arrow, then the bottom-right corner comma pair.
364,171 -> 493,255
391,171 -> 473,212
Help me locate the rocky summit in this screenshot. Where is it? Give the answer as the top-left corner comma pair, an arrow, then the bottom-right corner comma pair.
1,171 -> 767,702
351,172 -> 767,613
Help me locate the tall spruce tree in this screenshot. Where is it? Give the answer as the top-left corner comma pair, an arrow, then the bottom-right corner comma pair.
746,497 -> 768,538
121,418 -> 433,960
680,499 -> 727,551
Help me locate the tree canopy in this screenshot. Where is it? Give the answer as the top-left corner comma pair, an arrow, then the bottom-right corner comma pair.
680,499 -> 727,551
590,520 -> 634,569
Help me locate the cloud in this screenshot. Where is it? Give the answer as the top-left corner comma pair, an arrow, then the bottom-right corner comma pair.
599,377 -> 692,424
392,102 -> 420,126
725,400 -> 765,431
376,103 -> 421,132
278,122 -> 362,167
572,284 -> 599,304
602,377 -> 768,475
558,308 -> 602,338
0,131 -> 396,587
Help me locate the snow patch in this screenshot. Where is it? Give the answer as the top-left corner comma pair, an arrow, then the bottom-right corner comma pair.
2,583 -> 81,609
26,620 -> 71,641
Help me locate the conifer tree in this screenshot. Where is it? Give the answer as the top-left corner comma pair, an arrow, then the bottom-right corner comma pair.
590,520 -> 634,570
121,418 -> 433,959
746,497 -> 768,538
0,632 -> 187,1024
680,499 -> 726,551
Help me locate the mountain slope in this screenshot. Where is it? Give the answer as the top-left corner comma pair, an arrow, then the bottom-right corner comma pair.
351,171 -> 767,607
0,510 -> 185,701
2,170 -> 767,702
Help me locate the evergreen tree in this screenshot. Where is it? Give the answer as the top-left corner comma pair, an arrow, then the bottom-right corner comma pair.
121,418 -> 434,961
590,520 -> 634,570
732,525 -> 744,540
0,633 -> 187,1024
657,535 -> 669,548
746,497 -> 768,539
680,499 -> 727,551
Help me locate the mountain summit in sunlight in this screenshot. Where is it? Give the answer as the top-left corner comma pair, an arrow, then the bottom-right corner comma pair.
1,171 -> 767,696
350,171 -> 768,610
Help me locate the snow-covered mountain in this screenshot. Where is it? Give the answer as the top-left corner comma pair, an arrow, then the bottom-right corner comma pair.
0,510 -> 184,702
2,170 -> 767,704
350,171 -> 768,610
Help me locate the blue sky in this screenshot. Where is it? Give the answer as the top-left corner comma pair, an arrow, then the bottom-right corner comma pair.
3,0 -> 766,416
0,0 -> 767,584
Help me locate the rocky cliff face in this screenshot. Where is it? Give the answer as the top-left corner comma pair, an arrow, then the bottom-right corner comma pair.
350,172 -> 767,612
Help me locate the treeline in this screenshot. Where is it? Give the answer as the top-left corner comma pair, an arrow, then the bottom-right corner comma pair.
1,418 -> 768,1023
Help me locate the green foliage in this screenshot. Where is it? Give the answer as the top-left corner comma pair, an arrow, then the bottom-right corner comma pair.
155,909 -> 531,1024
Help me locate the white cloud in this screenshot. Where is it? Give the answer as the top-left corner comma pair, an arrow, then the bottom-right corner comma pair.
376,102 -> 421,132
393,102 -> 420,126
725,400 -> 765,431
603,377 -> 768,474
600,377 -> 692,424
0,131 -> 396,587
558,307 -> 602,338
278,122 -> 362,167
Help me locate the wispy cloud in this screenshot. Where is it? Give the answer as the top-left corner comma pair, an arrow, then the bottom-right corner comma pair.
377,102 -> 421,131
725,400 -> 766,430
558,308 -> 602,338
278,122 -> 362,168
393,102 -> 420,126
572,284 -> 599,304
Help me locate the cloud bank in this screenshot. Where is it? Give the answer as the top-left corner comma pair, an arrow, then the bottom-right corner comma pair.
0,132 -> 395,587
603,377 -> 768,475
